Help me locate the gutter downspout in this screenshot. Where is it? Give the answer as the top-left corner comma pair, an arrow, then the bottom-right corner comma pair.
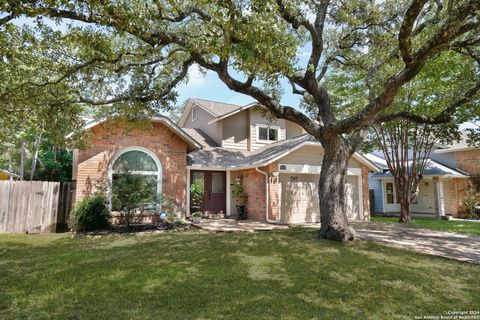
255,167 -> 283,224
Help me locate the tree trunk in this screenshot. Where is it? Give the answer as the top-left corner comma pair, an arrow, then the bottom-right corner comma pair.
30,136 -> 42,181
397,183 -> 412,223
318,135 -> 356,241
19,141 -> 26,181
399,197 -> 412,223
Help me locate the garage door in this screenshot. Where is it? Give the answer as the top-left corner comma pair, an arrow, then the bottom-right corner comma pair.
280,174 -> 361,224
345,176 -> 361,221
280,174 -> 320,224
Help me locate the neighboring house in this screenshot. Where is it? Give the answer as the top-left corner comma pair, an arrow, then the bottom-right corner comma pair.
368,133 -> 478,218
72,98 -> 379,224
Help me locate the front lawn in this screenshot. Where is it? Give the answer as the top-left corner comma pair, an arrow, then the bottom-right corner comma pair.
372,216 -> 480,236
0,229 -> 479,319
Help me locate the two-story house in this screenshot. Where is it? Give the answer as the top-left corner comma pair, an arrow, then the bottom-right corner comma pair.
73,98 -> 379,224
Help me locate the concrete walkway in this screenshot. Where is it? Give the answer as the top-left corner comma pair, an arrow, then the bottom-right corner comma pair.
351,222 -> 480,264
192,219 -> 287,233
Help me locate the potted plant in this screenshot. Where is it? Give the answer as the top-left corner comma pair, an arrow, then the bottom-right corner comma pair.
232,182 -> 248,220
190,182 -> 204,215
192,211 -> 202,223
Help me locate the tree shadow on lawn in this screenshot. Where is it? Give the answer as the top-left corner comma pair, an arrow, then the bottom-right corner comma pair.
0,229 -> 479,320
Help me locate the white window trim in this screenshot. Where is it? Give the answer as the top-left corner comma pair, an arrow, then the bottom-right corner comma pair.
108,146 -> 163,206
384,179 -> 421,207
192,105 -> 198,122
384,181 -> 397,205
256,124 -> 280,143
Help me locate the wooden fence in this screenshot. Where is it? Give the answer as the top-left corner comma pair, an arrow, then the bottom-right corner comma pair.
0,181 -> 75,233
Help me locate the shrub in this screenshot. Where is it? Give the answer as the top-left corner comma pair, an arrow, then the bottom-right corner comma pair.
111,170 -> 158,226
69,194 -> 110,231
190,182 -> 204,207
464,181 -> 480,219
159,194 -> 185,222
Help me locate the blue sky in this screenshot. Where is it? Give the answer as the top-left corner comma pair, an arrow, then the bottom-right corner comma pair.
174,66 -> 302,108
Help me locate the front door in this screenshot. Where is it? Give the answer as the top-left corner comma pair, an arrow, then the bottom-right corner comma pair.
191,171 -> 226,214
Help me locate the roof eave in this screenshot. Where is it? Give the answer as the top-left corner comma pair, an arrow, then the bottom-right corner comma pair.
434,147 -> 478,154
207,102 -> 258,124
70,115 -> 202,150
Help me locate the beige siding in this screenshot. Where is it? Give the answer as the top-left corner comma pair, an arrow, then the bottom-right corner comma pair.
183,104 -> 222,145
285,121 -> 305,139
348,157 -> 361,168
443,180 -> 453,215
278,145 -> 323,166
249,108 -> 286,151
383,179 -> 436,214
222,110 -> 249,150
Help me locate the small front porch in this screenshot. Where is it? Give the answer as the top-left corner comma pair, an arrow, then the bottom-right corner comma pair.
191,219 -> 287,233
187,168 -> 248,219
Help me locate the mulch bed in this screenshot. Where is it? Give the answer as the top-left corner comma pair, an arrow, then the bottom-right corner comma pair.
73,221 -> 192,237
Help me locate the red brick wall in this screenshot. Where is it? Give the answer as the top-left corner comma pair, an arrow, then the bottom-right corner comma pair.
234,168 -> 266,222
75,121 -> 188,209
455,149 -> 480,179
447,178 -> 469,217
233,163 -> 284,222
361,165 -> 371,221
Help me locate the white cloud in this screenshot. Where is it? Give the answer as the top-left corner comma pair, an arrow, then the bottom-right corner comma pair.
187,64 -> 206,88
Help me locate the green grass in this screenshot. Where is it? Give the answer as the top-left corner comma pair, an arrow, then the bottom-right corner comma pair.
0,229 -> 479,320
372,216 -> 480,236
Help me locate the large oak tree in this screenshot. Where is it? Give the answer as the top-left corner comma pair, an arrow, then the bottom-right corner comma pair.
1,0 -> 479,241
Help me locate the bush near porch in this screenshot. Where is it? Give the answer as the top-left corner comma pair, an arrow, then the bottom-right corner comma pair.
0,229 -> 479,319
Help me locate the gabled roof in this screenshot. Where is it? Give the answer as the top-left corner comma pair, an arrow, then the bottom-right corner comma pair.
178,98 -> 246,126
188,134 -> 380,171
73,115 -> 202,151
207,102 -> 258,124
367,153 -> 469,179
434,131 -> 478,153
182,128 -> 219,148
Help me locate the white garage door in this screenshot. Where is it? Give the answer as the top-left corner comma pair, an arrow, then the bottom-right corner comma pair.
280,174 -> 320,224
345,176 -> 361,221
280,174 -> 361,224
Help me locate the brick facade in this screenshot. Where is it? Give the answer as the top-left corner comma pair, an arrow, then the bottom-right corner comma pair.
75,121 -> 188,210
232,162 -> 370,223
445,178 -> 469,217
455,149 -> 480,180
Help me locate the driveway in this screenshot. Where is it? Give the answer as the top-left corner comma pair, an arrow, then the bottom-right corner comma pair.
352,221 -> 480,264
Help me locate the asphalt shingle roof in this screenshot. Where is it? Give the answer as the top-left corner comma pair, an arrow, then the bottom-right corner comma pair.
367,154 -> 468,178
188,134 -> 318,168
182,128 -> 219,148
436,131 -> 473,150
191,98 -> 243,118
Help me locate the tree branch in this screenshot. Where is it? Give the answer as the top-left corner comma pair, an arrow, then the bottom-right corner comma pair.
399,0 -> 429,65
376,81 -> 480,124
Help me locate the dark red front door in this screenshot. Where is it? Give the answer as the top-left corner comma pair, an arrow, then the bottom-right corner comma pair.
191,171 -> 226,214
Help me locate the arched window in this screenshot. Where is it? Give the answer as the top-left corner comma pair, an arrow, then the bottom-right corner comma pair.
108,147 -> 162,206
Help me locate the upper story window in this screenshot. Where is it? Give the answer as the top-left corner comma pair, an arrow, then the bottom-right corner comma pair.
192,105 -> 198,122
257,125 -> 279,142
